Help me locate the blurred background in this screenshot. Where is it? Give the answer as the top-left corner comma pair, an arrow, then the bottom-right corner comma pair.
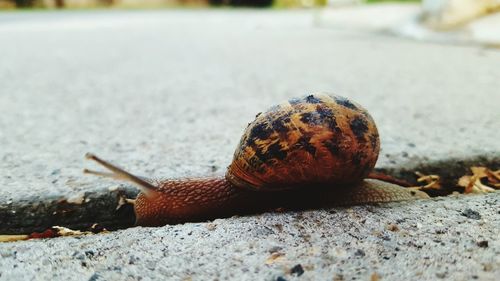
3,0 -> 329,9
0,0 -> 495,14
0,0 -> 399,9
1,1 -> 499,45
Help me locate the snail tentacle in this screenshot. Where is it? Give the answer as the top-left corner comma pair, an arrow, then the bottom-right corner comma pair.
83,169 -> 120,179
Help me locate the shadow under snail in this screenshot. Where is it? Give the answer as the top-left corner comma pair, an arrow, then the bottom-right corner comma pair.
84,93 -> 428,226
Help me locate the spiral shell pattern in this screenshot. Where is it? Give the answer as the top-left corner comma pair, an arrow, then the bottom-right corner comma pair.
226,93 -> 380,191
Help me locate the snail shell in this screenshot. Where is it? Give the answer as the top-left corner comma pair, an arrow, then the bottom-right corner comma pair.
227,93 -> 379,191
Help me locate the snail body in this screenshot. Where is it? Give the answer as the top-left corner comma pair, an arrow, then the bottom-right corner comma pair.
85,93 -> 428,226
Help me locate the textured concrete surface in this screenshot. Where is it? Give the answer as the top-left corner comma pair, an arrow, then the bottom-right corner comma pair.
0,9 -> 499,280
0,193 -> 498,280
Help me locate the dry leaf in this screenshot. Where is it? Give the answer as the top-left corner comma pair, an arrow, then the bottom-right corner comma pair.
489,169 -> 500,180
458,174 -> 495,194
116,195 -> 135,210
28,228 -> 58,239
89,223 -> 108,234
0,234 -> 29,243
459,166 -> 499,192
472,180 -> 495,193
53,226 -> 92,237
458,175 -> 471,189
1,225 -> 105,243
413,172 -> 442,190
470,167 -> 489,178
470,167 -> 500,188
485,169 -> 500,187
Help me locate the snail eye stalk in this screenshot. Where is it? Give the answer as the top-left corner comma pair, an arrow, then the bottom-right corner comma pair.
84,153 -> 158,197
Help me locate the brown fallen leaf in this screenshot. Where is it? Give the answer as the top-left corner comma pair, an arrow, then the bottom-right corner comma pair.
115,194 -> 136,211
471,167 -> 500,187
89,223 -> 108,234
53,226 -> 93,237
470,166 -> 489,178
0,228 -> 59,242
0,225 -> 106,243
0,234 -> 29,243
28,228 -> 58,239
412,172 -> 442,191
484,169 -> 500,187
458,175 -> 495,194
458,166 -> 499,193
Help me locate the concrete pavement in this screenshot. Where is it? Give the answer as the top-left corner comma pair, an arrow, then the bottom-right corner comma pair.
0,9 -> 499,280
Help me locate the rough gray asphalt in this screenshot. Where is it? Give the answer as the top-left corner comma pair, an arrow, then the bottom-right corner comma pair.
0,9 -> 499,280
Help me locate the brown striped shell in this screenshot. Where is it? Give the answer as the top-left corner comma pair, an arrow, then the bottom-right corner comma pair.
226,93 -> 380,191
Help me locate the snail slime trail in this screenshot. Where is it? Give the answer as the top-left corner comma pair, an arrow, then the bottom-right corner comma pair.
85,93 -> 429,227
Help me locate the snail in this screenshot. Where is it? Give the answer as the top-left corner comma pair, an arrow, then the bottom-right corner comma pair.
84,93 -> 428,226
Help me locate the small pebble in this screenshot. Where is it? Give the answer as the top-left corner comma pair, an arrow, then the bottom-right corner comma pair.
435,228 -> 447,234
435,272 -> 447,278
354,249 -> 365,257
268,246 -> 283,253
477,240 -> 488,248
461,209 -> 481,220
85,250 -> 95,258
206,223 -> 217,231
333,274 -> 345,281
386,223 -> 399,232
88,273 -> 100,281
290,264 -> 304,276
